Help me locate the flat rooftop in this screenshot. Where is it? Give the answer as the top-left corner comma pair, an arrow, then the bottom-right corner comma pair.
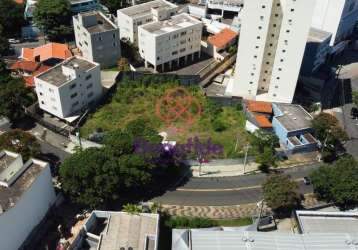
0,160 -> 45,212
140,13 -> 201,35
77,11 -> 117,34
119,0 -> 177,19
274,103 -> 313,132
36,56 -> 97,87
173,229 -> 358,250
74,211 -> 159,250
308,27 -> 332,43
296,211 -> 358,234
0,152 -> 17,174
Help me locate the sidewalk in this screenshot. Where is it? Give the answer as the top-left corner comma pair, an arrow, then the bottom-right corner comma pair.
160,194 -> 324,219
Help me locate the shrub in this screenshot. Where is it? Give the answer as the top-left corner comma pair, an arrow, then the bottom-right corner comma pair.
212,117 -> 228,132
165,216 -> 216,229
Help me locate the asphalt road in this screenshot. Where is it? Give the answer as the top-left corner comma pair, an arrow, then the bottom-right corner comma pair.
152,164 -> 320,206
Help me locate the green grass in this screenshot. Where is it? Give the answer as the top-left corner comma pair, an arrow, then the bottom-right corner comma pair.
81,76 -> 249,157
214,217 -> 253,227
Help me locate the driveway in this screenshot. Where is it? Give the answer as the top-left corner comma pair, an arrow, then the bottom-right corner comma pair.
152,163 -> 320,206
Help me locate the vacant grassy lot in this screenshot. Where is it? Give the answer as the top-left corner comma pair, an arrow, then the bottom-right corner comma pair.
81,75 -> 249,157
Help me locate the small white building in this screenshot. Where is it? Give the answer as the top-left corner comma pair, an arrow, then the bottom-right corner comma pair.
117,0 -> 178,45
0,150 -> 56,250
71,210 -> 160,250
200,0 -> 243,14
35,56 -> 102,121
73,11 -> 121,68
138,13 -> 203,72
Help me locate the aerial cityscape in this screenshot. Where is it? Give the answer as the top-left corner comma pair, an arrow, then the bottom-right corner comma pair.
0,0 -> 358,249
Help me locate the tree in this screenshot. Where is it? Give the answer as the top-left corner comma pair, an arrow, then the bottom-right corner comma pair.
100,0 -> 129,14
0,25 -> 9,57
33,0 -> 72,41
310,156 -> 358,209
250,130 -> 279,171
312,113 -> 348,160
124,118 -> 162,144
262,174 -> 302,215
0,0 -> 25,37
0,78 -> 34,121
0,130 -> 41,160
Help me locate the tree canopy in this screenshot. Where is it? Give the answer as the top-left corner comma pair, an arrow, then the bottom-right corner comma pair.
0,0 -> 25,37
312,112 -> 348,161
0,78 -> 34,121
262,174 -> 302,214
310,156 -> 358,210
0,25 -> 9,57
100,0 -> 129,14
249,130 -> 279,171
60,119 -> 173,208
33,0 -> 72,41
0,130 -> 41,160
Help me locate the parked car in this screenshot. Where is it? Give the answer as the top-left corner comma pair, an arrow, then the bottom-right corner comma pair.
303,176 -> 311,185
351,107 -> 358,119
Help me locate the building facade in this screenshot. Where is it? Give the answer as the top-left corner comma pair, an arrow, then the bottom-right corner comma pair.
230,0 -> 316,103
138,13 -> 203,72
301,28 -> 332,76
35,56 -> 102,120
117,0 -> 178,45
312,0 -> 358,47
74,11 -> 121,68
0,150 -> 56,250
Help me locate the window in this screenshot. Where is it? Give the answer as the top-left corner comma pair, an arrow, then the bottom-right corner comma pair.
273,24 -> 277,27
271,34 -> 275,37
70,83 -> 76,89
41,101 -> 45,105
172,51 -> 178,55
181,31 -> 186,36
249,81 -> 253,84
278,68 -> 282,71
39,92 -> 43,96
280,59 -> 284,62
258,26 -> 262,30
85,75 -> 92,80
112,33 -> 116,38
275,14 -> 279,17
84,41 -> 88,46
72,101 -> 79,107
262,5 -> 266,8
255,46 -> 259,49
113,42 -> 116,47
70,93 -> 78,99
286,30 -> 290,33
180,48 -> 186,53
87,83 -> 93,89
98,36 -> 102,41
257,36 -> 261,39
290,8 -> 294,12
269,43 -> 273,47
282,50 -> 286,53
263,79 -> 266,82
276,77 -> 280,80
275,85 -> 278,88
266,61 -> 270,65
254,55 -> 257,58
87,92 -> 94,98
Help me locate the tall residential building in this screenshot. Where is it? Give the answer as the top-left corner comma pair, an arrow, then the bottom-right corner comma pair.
35,56 -> 102,121
73,11 -> 121,68
117,0 -> 178,45
312,0 -> 358,47
138,13 -> 203,72
230,0 -> 315,103
0,150 -> 56,250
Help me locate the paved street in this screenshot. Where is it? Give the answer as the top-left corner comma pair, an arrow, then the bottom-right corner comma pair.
153,164 -> 319,206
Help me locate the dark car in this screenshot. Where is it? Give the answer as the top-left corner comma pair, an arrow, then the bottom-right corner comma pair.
351,107 -> 358,119
303,176 -> 311,185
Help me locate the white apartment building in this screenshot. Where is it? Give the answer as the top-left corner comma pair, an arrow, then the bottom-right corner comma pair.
312,0 -> 358,47
0,150 -> 56,250
117,0 -> 178,45
138,13 -> 203,72
35,56 -> 102,121
229,0 -> 315,103
73,11 -> 121,68
199,0 -> 243,14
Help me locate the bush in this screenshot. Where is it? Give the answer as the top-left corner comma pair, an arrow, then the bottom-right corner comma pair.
165,216 -> 216,229
212,117 -> 228,132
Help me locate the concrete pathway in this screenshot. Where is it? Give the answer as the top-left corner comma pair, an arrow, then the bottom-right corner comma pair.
159,194 -> 323,219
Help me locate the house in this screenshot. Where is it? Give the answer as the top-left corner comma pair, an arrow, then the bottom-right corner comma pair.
0,150 -> 56,250
34,56 -> 102,122
138,13 -> 203,72
70,210 -> 160,250
272,103 -> 318,153
206,28 -> 238,61
10,43 -> 72,88
243,100 -> 273,132
73,11 -> 121,68
117,0 -> 178,45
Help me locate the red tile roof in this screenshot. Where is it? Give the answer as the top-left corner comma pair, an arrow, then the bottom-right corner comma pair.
254,115 -> 272,128
22,43 -> 72,62
14,0 -> 24,4
207,28 -> 238,49
10,61 -> 40,72
23,65 -> 51,88
246,100 -> 273,114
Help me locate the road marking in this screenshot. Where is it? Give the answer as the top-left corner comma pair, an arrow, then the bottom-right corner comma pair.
176,178 -> 304,192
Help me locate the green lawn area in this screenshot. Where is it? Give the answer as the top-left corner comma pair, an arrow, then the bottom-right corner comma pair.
81,75 -> 249,157
214,217 -> 253,227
